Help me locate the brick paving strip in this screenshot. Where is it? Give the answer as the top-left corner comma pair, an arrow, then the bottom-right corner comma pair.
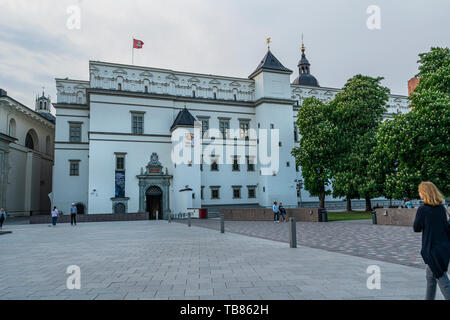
176,219 -> 425,269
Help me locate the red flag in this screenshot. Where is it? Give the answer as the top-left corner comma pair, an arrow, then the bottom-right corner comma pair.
133,39 -> 144,49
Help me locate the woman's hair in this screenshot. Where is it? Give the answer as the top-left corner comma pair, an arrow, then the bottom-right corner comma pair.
418,181 -> 444,206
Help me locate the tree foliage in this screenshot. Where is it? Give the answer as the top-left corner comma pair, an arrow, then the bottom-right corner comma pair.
292,97 -> 339,208
330,75 -> 390,210
376,47 -> 450,198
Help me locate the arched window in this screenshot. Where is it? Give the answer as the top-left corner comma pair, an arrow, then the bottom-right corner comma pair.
118,83 -> 122,91
25,129 -> 38,151
144,85 -> 148,93
40,101 -> 43,109
8,118 -> 16,137
25,133 -> 34,150
44,101 -> 47,109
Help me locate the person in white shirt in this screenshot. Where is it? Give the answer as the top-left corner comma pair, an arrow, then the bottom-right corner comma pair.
51,207 -> 59,226
273,202 -> 280,224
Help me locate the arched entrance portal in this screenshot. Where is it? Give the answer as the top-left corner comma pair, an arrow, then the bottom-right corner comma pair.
146,186 -> 163,220
75,203 -> 85,215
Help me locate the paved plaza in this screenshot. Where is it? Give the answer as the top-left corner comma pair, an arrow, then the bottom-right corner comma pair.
0,220 -> 444,300
177,218 -> 425,268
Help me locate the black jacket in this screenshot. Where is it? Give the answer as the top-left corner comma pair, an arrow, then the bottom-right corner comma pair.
413,204 -> 450,278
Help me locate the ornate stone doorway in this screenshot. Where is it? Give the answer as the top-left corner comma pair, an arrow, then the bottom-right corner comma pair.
146,186 -> 163,220
137,153 -> 172,219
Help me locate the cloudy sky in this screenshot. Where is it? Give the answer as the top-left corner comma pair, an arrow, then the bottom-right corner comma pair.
0,0 -> 448,110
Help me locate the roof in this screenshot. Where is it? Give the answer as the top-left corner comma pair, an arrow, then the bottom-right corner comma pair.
38,112 -> 56,122
170,107 -> 196,131
292,74 -> 320,87
249,50 -> 292,79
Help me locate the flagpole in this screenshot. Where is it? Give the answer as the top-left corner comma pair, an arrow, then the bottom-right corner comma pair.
132,37 -> 134,65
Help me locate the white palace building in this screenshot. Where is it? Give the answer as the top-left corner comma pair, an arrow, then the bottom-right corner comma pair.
52,45 -> 410,217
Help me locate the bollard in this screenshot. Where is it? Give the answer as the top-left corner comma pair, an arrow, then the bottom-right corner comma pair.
289,217 -> 297,248
371,211 -> 377,225
188,212 -> 191,227
220,214 -> 225,234
168,213 -> 171,223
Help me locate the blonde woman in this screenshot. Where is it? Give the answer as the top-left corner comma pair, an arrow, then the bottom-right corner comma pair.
413,181 -> 450,300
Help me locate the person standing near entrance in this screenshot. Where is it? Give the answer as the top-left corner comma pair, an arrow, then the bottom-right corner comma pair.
279,203 -> 287,223
273,202 -> 280,224
0,208 -> 6,229
70,203 -> 77,226
413,181 -> 450,300
51,206 -> 59,227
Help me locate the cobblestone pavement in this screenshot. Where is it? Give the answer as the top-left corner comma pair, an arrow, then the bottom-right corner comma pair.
1,221 -> 442,300
176,219 -> 424,269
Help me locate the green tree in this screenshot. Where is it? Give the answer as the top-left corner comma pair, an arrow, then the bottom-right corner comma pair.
376,47 -> 450,198
292,97 -> 339,208
331,75 -> 390,211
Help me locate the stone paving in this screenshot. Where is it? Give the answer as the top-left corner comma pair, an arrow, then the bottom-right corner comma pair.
177,219 -> 424,269
0,221 -> 443,300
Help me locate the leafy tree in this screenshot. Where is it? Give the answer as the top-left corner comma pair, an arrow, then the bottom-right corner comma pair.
330,75 -> 390,211
292,97 -> 340,208
375,47 -> 450,198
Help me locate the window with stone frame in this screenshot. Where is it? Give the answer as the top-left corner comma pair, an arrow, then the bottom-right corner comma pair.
232,156 -> 240,171
247,186 -> 256,199
211,158 -> 219,171
232,186 -> 242,199
201,186 -> 205,200
198,118 -> 209,138
69,123 -> 82,143
131,112 -> 144,135
69,161 -> 80,176
210,187 -> 220,199
247,156 -> 255,172
239,120 -> 250,140
219,119 -> 230,139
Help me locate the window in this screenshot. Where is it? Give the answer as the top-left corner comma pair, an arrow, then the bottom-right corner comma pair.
232,186 -> 241,199
199,118 -> 209,137
239,120 -> 250,140
270,124 -> 274,129
69,123 -> 82,143
247,156 -> 255,172
213,92 -> 217,100
248,186 -> 256,199
118,83 -> 122,91
116,154 -> 126,171
234,94 -> 237,101
201,186 -> 205,200
200,155 -> 204,171
211,159 -> 219,171
211,187 -> 220,199
219,119 -> 230,139
69,161 -> 80,176
192,90 -> 196,98
232,156 -> 240,171
286,161 -> 290,167
144,85 -> 149,93
131,113 -> 144,135
8,119 -> 16,137
25,133 -> 34,150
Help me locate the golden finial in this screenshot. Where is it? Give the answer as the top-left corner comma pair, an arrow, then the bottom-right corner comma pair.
266,37 -> 271,50
301,34 -> 306,53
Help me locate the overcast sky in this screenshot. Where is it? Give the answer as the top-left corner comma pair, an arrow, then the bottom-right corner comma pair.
0,0 -> 449,110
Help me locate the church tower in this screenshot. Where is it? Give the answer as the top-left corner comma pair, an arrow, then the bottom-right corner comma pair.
292,39 -> 320,87
35,88 -> 52,114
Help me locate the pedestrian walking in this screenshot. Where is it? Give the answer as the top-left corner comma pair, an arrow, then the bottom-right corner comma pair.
70,203 -> 77,226
413,181 -> 450,300
51,207 -> 58,227
279,203 -> 287,223
273,202 -> 280,224
0,208 -> 6,229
